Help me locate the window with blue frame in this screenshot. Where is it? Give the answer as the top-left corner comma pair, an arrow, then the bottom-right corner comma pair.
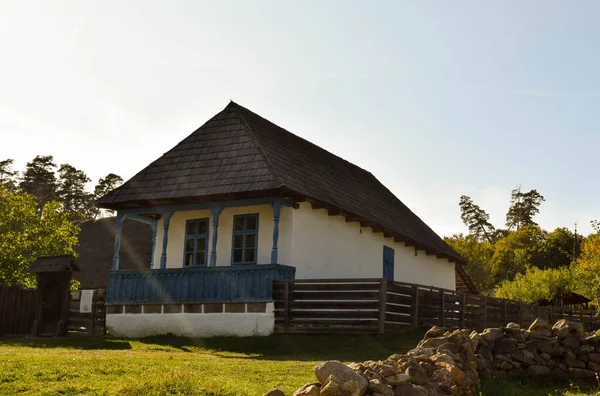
232,214 -> 258,264
184,218 -> 209,267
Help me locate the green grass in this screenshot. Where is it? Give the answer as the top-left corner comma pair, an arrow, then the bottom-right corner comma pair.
1,330 -> 600,395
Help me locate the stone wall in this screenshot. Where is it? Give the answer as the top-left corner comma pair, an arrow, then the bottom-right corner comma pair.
267,318 -> 600,396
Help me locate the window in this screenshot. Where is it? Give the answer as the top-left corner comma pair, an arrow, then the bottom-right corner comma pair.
183,218 -> 209,267
232,214 -> 258,264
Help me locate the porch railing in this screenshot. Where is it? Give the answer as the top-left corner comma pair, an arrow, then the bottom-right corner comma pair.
106,264 -> 295,304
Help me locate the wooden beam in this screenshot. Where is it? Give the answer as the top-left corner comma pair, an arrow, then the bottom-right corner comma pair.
372,227 -> 384,233
327,208 -> 341,216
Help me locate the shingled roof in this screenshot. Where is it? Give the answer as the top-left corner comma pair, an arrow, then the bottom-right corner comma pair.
98,102 -> 465,264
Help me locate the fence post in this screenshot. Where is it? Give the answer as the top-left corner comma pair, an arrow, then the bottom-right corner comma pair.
460,293 -> 466,329
440,289 -> 446,328
519,303 -> 523,327
378,279 -> 387,334
413,285 -> 420,328
483,297 -> 488,329
283,280 -> 290,333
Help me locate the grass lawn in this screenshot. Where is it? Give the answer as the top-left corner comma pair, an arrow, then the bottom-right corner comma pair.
1,330 -> 600,395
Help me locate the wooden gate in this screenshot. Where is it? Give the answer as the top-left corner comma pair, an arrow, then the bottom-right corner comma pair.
68,289 -> 106,336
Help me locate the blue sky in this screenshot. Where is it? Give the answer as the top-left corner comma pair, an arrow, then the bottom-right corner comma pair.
1,1 -> 598,236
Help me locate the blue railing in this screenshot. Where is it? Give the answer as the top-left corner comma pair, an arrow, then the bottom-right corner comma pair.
106,264 -> 295,304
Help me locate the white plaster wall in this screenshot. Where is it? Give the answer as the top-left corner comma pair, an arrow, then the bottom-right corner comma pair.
155,204 -> 285,268
289,202 -> 456,290
106,304 -> 274,337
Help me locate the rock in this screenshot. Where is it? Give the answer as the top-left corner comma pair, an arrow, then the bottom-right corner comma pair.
393,384 -> 428,396
562,337 -> 581,350
424,326 -> 445,340
527,365 -> 552,376
264,390 -> 285,396
439,363 -> 465,385
469,331 -> 481,350
494,338 -> 517,354
406,347 -> 435,358
477,346 -> 493,361
320,374 -> 365,396
419,337 -> 449,350
437,342 -> 460,354
589,353 -> 600,364
368,379 -> 394,396
564,357 -> 586,369
383,374 -> 409,386
569,368 -> 597,379
314,361 -> 368,394
503,328 -> 525,342
379,363 -> 397,378
419,361 -> 436,377
585,335 -> 600,345
482,328 -> 504,343
431,368 -> 453,390
540,353 -> 551,361
406,365 -> 429,385
430,353 -> 454,365
447,330 -> 469,344
552,319 -> 584,339
294,383 -> 321,396
532,341 -> 554,355
529,321 -> 552,340
576,345 -> 595,355
506,322 -> 520,329
588,361 -> 600,372
579,354 -> 589,364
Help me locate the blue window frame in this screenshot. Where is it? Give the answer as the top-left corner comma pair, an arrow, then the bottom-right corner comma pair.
231,214 -> 258,265
183,218 -> 209,267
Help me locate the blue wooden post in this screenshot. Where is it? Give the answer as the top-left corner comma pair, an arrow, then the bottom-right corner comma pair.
160,211 -> 174,269
271,201 -> 283,264
209,207 -> 223,267
150,222 -> 157,269
112,213 -> 124,270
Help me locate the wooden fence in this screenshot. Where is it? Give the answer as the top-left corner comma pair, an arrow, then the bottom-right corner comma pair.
273,279 -> 599,334
68,289 -> 106,336
0,285 -> 39,336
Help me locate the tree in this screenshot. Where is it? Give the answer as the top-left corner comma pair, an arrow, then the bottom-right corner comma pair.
0,187 -> 79,287
19,155 -> 58,212
573,229 -> 600,302
542,227 -> 581,269
0,159 -> 18,191
90,173 -> 123,218
458,195 -> 496,243
444,234 -> 495,293
57,164 -> 91,219
505,186 -> 545,230
489,225 -> 546,283
495,266 -> 574,304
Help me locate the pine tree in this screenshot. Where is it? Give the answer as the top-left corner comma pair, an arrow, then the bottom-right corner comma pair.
90,173 -> 123,218
0,159 -> 18,191
506,186 -> 545,230
459,195 -> 496,243
57,164 -> 92,219
19,155 -> 58,211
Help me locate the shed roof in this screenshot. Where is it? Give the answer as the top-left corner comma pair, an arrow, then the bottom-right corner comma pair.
30,255 -> 80,273
98,101 -> 465,264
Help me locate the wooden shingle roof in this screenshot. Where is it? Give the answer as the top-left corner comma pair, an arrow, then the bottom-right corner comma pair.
30,255 -> 80,273
98,102 -> 465,264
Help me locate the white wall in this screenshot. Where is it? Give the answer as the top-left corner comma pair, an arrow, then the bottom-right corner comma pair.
150,201 -> 454,290
154,204 -> 287,268
289,203 -> 456,290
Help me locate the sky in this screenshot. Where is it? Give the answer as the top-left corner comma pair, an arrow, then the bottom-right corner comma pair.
1,1 -> 599,237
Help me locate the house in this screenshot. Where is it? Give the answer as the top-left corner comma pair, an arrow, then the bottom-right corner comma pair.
97,101 -> 475,337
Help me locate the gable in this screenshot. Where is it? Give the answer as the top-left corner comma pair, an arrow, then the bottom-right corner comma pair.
98,102 -> 465,264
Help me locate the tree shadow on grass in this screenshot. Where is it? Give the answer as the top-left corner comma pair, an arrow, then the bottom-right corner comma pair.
135,329 -> 427,362
0,336 -> 132,350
